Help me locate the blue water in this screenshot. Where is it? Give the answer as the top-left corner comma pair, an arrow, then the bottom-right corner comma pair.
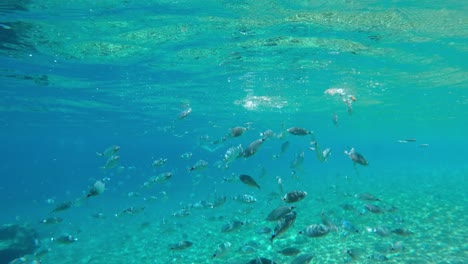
1,1 -> 467,263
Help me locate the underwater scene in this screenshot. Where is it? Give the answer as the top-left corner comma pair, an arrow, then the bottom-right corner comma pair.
0,0 -> 467,263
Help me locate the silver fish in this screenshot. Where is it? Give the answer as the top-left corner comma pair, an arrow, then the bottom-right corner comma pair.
151,172 -> 173,183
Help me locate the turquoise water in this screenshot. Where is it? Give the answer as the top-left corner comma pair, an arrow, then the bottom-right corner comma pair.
0,1 -> 467,263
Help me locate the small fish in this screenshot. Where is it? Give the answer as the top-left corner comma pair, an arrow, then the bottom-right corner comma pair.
178,107 -> 192,119
51,201 -> 73,213
245,257 -> 277,264
276,176 -> 284,194
364,204 -> 384,214
91,213 -> 106,219
321,211 -> 338,231
368,226 -> 391,237
40,217 -> 63,224
102,155 -> 120,169
241,138 -> 266,158
278,247 -> 301,256
86,180 -> 105,198
282,190 -> 307,203
96,145 -> 120,157
152,158 -> 168,168
342,220 -> 359,233
392,228 -> 413,236
298,224 -> 330,237
180,152 -> 193,159
151,172 -> 173,183
287,127 -> 313,136
230,126 -> 247,137
271,211 -> 297,242
169,240 -> 193,250
212,242 -> 232,258
355,193 -> 380,201
332,112 -> 338,126
189,159 -> 208,172
115,206 -> 145,217
340,203 -> 355,211
418,143 -> 429,147
260,129 -> 275,139
291,254 -> 313,264
266,206 -> 295,221
213,195 -> 227,208
368,253 -> 388,261
239,174 -> 261,189
0,23 -> 12,30
172,208 -> 190,217
221,220 -> 244,233
344,148 -> 368,166
223,145 -> 243,165
255,227 -> 272,234
232,194 -> 257,203
290,151 -> 305,170
51,234 -> 78,244
280,141 -> 290,154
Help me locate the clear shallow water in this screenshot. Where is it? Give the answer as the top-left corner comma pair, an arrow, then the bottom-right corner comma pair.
0,1 -> 467,263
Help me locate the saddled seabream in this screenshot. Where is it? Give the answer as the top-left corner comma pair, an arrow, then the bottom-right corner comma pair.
344,148 -> 368,166
265,206 -> 295,221
271,211 -> 297,242
298,224 -> 330,237
282,190 -> 307,203
241,138 -> 266,158
239,174 -> 261,189
364,204 -> 384,214
287,127 -> 313,136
